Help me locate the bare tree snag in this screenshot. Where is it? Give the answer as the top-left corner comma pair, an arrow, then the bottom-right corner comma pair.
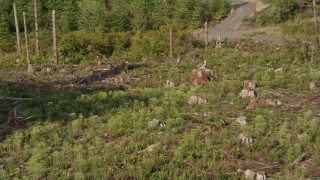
13,3 -> 22,55
52,10 -> 59,65
216,35 -> 222,48
23,12 -> 34,74
34,0 -> 40,55
230,7 -> 235,16
205,21 -> 208,51
169,28 -> 173,59
313,0 -> 319,49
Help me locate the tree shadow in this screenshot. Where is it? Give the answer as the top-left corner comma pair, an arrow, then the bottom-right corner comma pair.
0,61 -> 151,140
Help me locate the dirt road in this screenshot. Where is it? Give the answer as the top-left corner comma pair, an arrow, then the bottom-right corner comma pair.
194,0 -> 284,43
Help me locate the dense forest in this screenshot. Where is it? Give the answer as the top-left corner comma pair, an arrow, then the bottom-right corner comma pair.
0,0 -> 228,63
0,0 -> 228,33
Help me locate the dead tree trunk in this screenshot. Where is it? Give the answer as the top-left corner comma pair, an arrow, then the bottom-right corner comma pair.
216,35 -> 222,48
34,0 -> 40,55
204,21 -> 209,51
23,12 -> 34,74
170,28 -> 173,59
52,10 -> 59,65
13,3 -> 22,55
313,0 -> 320,50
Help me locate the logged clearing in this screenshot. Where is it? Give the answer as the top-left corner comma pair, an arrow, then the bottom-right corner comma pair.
0,40 -> 320,179
1,0 -> 320,179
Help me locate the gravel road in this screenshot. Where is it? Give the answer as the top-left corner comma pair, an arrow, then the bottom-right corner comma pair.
194,0 -> 284,43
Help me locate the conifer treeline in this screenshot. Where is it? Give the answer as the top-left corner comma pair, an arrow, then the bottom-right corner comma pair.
0,0 -> 228,35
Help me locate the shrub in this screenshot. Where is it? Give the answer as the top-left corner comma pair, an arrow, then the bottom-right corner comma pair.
59,30 -> 113,63
130,21 -> 193,60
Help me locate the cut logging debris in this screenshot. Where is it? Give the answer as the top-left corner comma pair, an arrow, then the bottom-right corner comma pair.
52,10 -> 59,65
13,3 -> 22,56
189,59 -> 216,85
34,0 -> 40,55
92,61 -> 149,79
0,97 -> 32,129
6,107 -> 25,128
23,12 -> 34,74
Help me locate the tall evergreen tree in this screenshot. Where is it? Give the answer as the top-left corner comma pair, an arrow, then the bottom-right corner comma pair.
79,0 -> 108,32
0,14 -> 10,40
62,0 -> 79,32
191,4 -> 204,29
110,0 -> 132,32
130,0 -> 156,31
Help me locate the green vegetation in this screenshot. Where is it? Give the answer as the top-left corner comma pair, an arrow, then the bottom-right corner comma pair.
248,0 -> 318,29
0,0 -> 228,64
0,39 -> 320,178
0,0 -> 320,179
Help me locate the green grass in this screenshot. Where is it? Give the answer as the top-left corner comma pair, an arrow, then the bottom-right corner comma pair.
0,40 -> 320,179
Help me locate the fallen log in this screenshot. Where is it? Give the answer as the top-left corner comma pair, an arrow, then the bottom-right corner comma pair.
0,97 -> 32,110
0,97 -> 32,102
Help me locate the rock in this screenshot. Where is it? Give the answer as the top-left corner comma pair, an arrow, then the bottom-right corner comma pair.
166,80 -> 175,88
243,80 -> 257,90
244,169 -> 256,179
274,68 -> 283,73
256,172 -> 267,180
248,91 -> 257,99
202,68 -> 216,80
238,133 -> 254,146
310,81 -> 317,91
139,143 -> 161,153
236,117 -> 247,126
265,99 -> 282,107
240,90 -> 257,99
46,67 -> 52,74
188,96 -> 207,105
146,143 -> 160,152
148,119 -> 166,128
240,90 -> 249,98
243,169 -> 266,180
